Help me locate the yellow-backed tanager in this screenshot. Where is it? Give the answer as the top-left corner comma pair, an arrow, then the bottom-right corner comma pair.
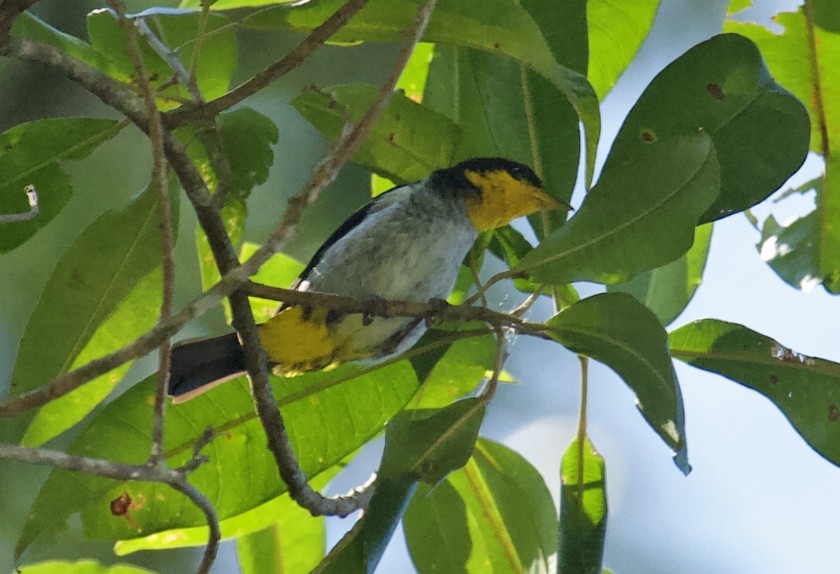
168,157 -> 558,402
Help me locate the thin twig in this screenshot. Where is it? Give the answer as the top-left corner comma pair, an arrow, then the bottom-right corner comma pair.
186,0 -> 211,93
0,185 -> 38,223
463,269 -> 524,306
169,481 -> 220,574
166,0 -> 371,128
113,1 -> 175,465
480,326 -> 508,403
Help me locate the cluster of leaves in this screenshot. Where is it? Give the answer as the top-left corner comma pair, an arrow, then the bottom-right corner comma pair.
1,0 -> 838,573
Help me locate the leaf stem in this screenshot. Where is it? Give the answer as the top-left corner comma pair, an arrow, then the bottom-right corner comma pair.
804,0 -> 830,159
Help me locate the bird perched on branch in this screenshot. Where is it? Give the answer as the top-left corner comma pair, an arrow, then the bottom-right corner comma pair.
168,157 -> 559,402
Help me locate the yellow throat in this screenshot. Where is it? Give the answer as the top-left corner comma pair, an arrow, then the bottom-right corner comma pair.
463,169 -> 560,232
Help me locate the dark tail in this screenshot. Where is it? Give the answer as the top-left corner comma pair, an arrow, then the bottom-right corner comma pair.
168,332 -> 246,403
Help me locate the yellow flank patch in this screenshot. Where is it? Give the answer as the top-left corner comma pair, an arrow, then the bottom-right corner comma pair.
257,307 -> 340,374
463,170 -> 559,232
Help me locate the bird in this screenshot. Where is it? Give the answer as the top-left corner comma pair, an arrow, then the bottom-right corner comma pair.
167,157 -> 559,403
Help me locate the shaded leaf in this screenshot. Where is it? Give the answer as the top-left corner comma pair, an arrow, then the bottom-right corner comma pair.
244,0 -> 601,183
670,319 -> 840,466
611,33 -> 810,223
407,333 -> 496,409
0,118 -> 121,253
558,436 -> 607,574
12,185 -> 174,415
405,438 -> 556,573
609,223 -> 712,326
379,399 -> 485,484
516,134 -> 718,286
548,293 -> 690,473
293,85 -> 459,183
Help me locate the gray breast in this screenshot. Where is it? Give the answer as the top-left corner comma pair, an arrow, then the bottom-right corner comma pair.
305,184 -> 478,302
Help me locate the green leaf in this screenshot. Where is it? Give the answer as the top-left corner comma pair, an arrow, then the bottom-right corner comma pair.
609,223 -> 712,326
17,363 -> 418,555
396,42 -> 434,102
236,492 -> 326,574
404,438 -> 557,573
315,399 -> 485,573
516,134 -> 719,285
725,12 -> 839,155
611,33 -> 810,223
193,107 -> 279,301
218,108 -> 280,202
86,9 -> 236,104
22,270 -> 162,447
292,85 -> 459,183
11,13 -> 111,71
757,213 -> 825,292
12,185 -> 174,411
587,0 -> 659,98
407,333 -> 496,409
727,0 -> 752,15
115,468 -> 334,556
558,436 -> 607,574
548,293 -> 690,473
244,0 -> 601,184
422,0 -> 588,228
670,319 -> 840,466
0,118 -> 121,253
17,560 -> 155,574
238,519 -> 324,574
379,399 -> 485,483
725,13 -> 840,292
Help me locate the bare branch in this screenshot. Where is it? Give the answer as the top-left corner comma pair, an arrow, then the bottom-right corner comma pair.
112,0 -> 175,465
166,0 -> 371,128
0,184 -> 38,223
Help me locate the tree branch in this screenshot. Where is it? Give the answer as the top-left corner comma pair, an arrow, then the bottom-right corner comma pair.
166,0 -> 371,128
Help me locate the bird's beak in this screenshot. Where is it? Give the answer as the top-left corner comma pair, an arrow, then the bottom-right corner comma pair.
529,187 -> 571,212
